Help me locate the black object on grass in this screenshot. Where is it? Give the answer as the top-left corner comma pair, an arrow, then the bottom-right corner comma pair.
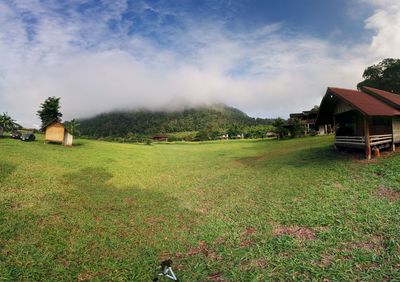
152,259 -> 179,281
21,133 -> 36,141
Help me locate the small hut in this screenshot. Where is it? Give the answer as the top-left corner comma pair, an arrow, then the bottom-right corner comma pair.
316,86 -> 400,159
0,126 -> 3,137
151,135 -> 168,142
44,121 -> 73,146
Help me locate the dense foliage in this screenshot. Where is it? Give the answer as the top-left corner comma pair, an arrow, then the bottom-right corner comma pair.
64,119 -> 80,136
77,105 -> 273,139
357,58 -> 400,93
37,96 -> 63,129
0,113 -> 21,131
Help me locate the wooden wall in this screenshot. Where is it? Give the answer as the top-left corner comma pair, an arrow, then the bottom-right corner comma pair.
45,123 -> 65,142
370,117 -> 392,135
392,117 -> 400,143
63,132 -> 73,146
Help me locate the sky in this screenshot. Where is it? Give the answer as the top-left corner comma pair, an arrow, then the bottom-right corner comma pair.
1,0 -> 400,127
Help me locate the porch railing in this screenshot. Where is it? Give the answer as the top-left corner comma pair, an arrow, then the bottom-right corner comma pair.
335,134 -> 393,148
370,134 -> 393,146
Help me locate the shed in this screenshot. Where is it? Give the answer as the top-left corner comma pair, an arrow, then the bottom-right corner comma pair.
316,87 -> 400,159
151,135 -> 168,142
44,121 -> 73,146
0,126 -> 3,137
289,107 -> 329,135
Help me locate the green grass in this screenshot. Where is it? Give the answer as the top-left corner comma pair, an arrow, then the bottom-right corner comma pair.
0,135 -> 399,281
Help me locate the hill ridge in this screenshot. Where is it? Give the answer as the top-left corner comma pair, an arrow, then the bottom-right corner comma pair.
77,104 -> 271,138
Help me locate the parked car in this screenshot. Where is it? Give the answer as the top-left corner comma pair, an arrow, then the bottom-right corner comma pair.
21,133 -> 36,142
10,130 -> 21,139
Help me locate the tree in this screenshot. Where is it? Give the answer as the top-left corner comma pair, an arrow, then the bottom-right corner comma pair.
357,58 -> 400,93
272,118 -> 287,140
227,125 -> 241,138
287,117 -> 304,138
66,119 -> 80,136
37,97 -> 63,129
0,113 -> 21,131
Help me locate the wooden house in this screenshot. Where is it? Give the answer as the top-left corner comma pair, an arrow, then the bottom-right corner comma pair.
289,108 -> 330,135
44,121 -> 73,146
151,135 -> 168,142
316,87 -> 400,159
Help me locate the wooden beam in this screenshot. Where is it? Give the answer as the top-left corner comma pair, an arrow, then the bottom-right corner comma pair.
333,115 -> 336,135
391,117 -> 396,151
364,116 -> 371,160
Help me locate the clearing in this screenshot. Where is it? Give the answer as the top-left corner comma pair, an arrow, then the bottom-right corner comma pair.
0,135 -> 399,281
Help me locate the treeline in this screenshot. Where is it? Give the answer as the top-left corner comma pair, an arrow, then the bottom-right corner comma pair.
77,105 -> 274,140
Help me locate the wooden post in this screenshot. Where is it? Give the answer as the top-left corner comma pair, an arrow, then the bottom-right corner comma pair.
333,115 -> 337,145
364,116 -> 371,160
391,117 -> 396,151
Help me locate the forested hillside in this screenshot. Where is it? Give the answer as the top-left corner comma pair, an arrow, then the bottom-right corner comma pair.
77,105 -> 272,138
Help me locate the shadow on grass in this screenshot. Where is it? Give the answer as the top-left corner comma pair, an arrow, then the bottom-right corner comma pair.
62,165 -> 203,242
236,145 -> 354,168
0,166 -> 207,280
0,161 -> 17,183
62,167 -> 202,226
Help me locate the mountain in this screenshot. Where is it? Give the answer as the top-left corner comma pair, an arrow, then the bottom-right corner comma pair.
76,105 -> 272,138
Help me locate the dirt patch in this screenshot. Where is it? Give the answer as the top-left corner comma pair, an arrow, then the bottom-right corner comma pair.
239,240 -> 253,248
213,236 -> 226,245
273,225 -> 316,240
124,197 -> 134,207
333,182 -> 343,189
317,253 -> 332,267
77,269 -> 109,281
374,186 -> 400,202
347,236 -> 383,253
253,258 -> 266,268
241,226 -> 256,236
207,272 -> 225,282
240,258 -> 267,270
184,241 -> 223,261
187,240 -> 208,256
238,226 -> 257,248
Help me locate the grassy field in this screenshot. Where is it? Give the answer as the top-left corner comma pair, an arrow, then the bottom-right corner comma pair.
0,135 -> 399,281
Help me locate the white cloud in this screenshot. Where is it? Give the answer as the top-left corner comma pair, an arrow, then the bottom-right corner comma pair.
0,1 -> 399,127
363,0 -> 400,58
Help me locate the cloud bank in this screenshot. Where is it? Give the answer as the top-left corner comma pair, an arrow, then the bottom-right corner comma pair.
0,0 -> 399,127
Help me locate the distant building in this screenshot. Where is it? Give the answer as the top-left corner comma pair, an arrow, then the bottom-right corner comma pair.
316,86 -> 400,159
289,107 -> 330,135
44,121 -> 73,146
151,135 -> 168,142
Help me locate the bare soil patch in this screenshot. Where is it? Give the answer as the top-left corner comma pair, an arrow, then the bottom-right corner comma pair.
317,253 -> 332,267
374,186 -> 400,202
273,225 -> 316,240
207,272 -> 225,282
183,240 -> 223,261
347,236 -> 383,253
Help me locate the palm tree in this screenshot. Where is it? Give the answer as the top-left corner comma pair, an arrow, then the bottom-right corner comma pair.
0,113 -> 21,131
67,119 -> 80,136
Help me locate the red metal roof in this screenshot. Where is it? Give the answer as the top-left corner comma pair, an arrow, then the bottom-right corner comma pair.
327,87 -> 400,116
362,87 -> 400,107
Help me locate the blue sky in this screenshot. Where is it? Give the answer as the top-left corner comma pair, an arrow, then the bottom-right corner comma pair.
0,0 -> 400,127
